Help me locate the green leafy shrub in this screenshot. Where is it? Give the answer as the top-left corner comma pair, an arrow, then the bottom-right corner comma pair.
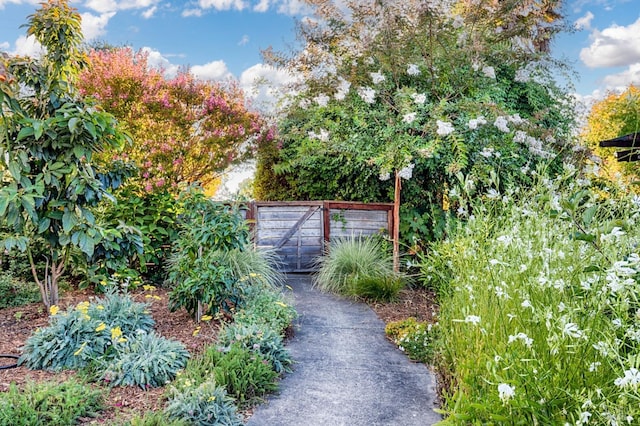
385,318 -> 439,364
19,306 -> 110,371
0,272 -> 40,308
95,332 -> 189,389
0,379 -> 103,426
165,380 -> 243,426
349,275 -> 404,302
218,323 -> 292,374
233,284 -> 296,335
168,189 -> 251,318
89,289 -> 155,335
19,291 -> 155,372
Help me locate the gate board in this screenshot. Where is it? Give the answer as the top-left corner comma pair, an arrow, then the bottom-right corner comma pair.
249,201 -> 393,273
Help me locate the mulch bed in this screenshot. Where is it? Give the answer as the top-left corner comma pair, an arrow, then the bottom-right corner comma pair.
0,284 -> 439,423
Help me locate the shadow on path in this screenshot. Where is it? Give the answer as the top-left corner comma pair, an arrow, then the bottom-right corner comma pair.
246,274 -> 442,426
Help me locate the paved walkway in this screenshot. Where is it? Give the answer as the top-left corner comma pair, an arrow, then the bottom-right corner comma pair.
246,274 -> 442,426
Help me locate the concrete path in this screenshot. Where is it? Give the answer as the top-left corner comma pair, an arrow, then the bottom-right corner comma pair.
246,274 -> 442,426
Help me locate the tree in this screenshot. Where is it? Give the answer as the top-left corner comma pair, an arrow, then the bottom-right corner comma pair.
77,47 -> 272,193
0,0 -> 130,308
255,0 -> 581,251
581,85 -> 640,182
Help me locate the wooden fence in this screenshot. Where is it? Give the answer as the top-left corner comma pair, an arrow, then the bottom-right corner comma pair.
244,201 -> 394,272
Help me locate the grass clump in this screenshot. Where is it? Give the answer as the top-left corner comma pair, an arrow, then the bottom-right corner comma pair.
218,323 -> 292,374
0,272 -> 40,308
385,318 -> 439,363
0,379 -> 103,426
313,236 -> 400,297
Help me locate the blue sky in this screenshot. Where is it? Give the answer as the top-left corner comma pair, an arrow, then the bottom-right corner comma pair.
0,0 -> 638,105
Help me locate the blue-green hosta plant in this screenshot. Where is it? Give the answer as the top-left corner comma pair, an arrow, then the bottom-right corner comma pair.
89,289 -> 155,335
218,323 -> 292,374
95,331 -> 189,389
165,379 -> 243,426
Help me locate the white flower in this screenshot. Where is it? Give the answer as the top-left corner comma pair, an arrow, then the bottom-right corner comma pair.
482,66 -> 496,79
615,368 -> 640,388
452,15 -> 464,29
436,120 -> 454,136
578,412 -> 592,425
508,332 -> 533,347
508,113 -> 525,125
521,299 -> 533,310
308,129 -> 330,142
494,116 -> 510,133
370,70 -> 386,84
314,93 -> 330,107
467,116 -> 486,130
498,383 -> 515,402
334,77 -> 351,100
515,68 -> 530,83
464,315 -> 481,325
398,163 -> 415,180
379,171 -> 391,181
407,64 -> 421,76
479,147 -> 494,158
562,322 -> 585,339
358,86 -> 376,104
412,92 -> 427,105
486,188 -> 500,199
589,362 -> 601,372
298,98 -> 311,109
403,112 -> 417,124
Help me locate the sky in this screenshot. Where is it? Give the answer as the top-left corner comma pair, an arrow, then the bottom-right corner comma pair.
0,0 -> 639,107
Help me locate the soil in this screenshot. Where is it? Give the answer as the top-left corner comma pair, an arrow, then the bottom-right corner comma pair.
0,283 -> 439,424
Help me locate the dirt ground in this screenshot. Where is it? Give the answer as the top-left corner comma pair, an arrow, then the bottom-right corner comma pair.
0,283 -> 438,423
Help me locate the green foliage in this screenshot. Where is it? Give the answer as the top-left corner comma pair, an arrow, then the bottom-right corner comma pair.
19,305 -> 111,371
95,331 -> 189,389
0,271 -> 40,308
126,411 -> 188,426
0,1 -> 132,307
218,323 -> 292,374
168,188 -> 250,318
313,236 -> 398,295
429,169 -> 640,424
0,379 -> 104,426
385,318 -> 439,364
164,380 -> 243,426
19,291 -> 155,371
89,289 -> 155,335
233,284 -> 296,335
348,275 -> 404,302
176,345 -> 278,407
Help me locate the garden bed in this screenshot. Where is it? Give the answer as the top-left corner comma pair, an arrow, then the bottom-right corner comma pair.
0,284 -> 438,423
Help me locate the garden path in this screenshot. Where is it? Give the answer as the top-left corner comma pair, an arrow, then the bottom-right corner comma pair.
246,274 -> 442,426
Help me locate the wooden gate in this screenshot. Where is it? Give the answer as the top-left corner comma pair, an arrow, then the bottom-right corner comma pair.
246,201 -> 393,273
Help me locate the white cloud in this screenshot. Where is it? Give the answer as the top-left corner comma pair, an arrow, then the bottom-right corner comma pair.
12,34 -> 43,57
182,8 -> 203,17
574,11 -> 594,30
238,35 -> 250,46
253,0 -> 269,12
80,12 -> 115,41
239,63 -> 298,112
142,6 -> 157,19
197,0 -> 247,11
0,0 -> 39,10
85,0 -> 158,14
602,63 -> 640,90
191,60 -> 233,81
580,17 -> 640,68
0,41 -> 9,50
277,0 -> 312,15
141,46 -> 180,77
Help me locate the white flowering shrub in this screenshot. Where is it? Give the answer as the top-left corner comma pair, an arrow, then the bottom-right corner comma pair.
254,0 -> 583,249
426,168 -> 640,424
